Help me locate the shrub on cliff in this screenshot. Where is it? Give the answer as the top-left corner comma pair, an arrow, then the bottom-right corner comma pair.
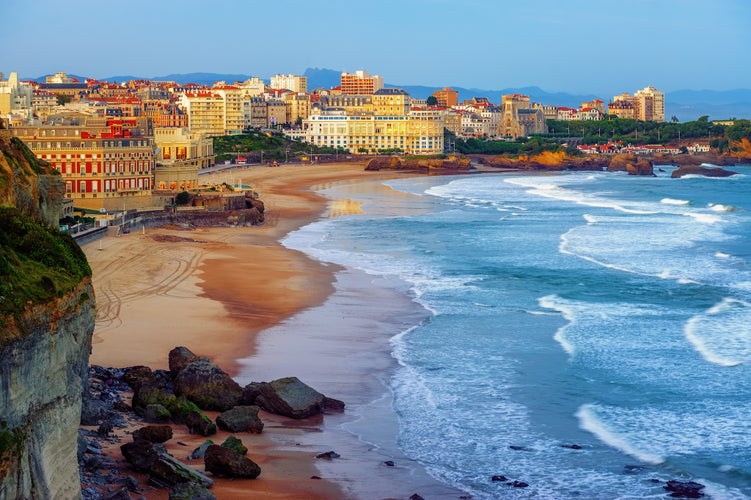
0,206 -> 91,341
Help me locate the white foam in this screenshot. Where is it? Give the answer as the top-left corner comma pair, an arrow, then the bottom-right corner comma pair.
709,203 -> 736,212
538,294 -> 576,355
576,404 -> 665,465
582,214 -> 598,224
686,212 -> 723,224
684,298 -> 751,367
662,197 -> 691,205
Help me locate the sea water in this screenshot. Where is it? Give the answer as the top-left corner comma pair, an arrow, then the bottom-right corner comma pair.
283,166 -> 751,499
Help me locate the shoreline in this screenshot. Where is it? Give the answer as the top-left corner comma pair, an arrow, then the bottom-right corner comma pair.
82,162 -> 466,498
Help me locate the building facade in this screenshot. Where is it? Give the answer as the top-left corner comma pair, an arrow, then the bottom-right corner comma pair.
634,86 -> 665,122
432,87 -> 459,108
11,118 -> 156,211
270,74 -> 308,94
340,70 -> 384,95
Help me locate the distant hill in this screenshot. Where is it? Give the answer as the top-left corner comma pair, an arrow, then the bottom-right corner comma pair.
27,69 -> 751,122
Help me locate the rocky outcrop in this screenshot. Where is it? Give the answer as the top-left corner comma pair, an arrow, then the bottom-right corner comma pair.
0,131 -> 95,498
671,165 -> 737,178
0,130 -> 64,228
120,440 -> 213,489
365,155 -> 472,171
606,153 -> 655,176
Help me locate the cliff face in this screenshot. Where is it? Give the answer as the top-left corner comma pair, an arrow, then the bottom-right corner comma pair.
0,130 -> 64,228
0,131 -> 94,499
0,281 -> 95,499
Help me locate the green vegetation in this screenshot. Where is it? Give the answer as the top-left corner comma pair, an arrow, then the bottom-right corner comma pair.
544,116 -> 751,146
175,191 -> 191,206
213,129 -> 346,164
0,420 -> 26,470
454,118 -> 751,155
0,206 -> 92,341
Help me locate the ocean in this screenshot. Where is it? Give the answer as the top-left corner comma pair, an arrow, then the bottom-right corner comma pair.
274,165 -> 751,499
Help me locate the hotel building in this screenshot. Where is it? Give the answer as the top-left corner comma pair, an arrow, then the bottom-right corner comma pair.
11,118 -> 156,211
340,70 -> 384,95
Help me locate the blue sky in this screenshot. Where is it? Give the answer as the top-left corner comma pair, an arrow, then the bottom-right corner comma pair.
3,0 -> 749,96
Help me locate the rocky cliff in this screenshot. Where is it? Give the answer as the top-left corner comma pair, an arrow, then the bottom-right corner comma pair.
0,132 -> 95,499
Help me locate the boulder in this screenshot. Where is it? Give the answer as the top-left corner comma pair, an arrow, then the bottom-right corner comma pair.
123,365 -> 158,391
121,440 -> 213,489
607,154 -> 654,176
173,358 -> 242,411
221,435 -> 247,455
253,377 -> 342,419
169,482 -> 216,500
132,425 -> 173,444
188,440 -> 215,460
168,346 -> 198,378
216,406 -> 264,434
239,382 -> 264,405
185,410 -> 217,437
671,165 -> 737,178
664,480 -> 705,498
143,404 -> 171,423
204,445 -> 261,479
169,483 -> 216,500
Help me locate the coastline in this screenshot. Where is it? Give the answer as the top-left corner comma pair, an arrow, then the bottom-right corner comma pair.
82,162 -> 466,498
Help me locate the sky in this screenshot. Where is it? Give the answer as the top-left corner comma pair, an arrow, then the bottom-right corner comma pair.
2,0 -> 749,97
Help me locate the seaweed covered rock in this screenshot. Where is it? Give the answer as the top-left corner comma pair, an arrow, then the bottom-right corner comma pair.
204,445 -> 260,479
173,358 -> 242,412
216,406 -> 264,434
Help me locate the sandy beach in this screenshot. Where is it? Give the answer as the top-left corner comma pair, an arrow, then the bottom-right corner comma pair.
82,162 -> 466,499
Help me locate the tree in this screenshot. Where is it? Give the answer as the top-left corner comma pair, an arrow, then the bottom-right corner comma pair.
426,96 -> 438,106
175,191 -> 190,206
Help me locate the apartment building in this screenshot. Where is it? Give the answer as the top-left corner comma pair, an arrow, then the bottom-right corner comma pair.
213,85 -> 246,134
634,86 -> 665,122
270,74 -> 308,94
179,91 -> 225,137
11,118 -> 156,211
340,70 -> 384,95
0,72 -> 34,124
283,92 -> 311,125
432,87 -> 459,108
372,88 -> 410,116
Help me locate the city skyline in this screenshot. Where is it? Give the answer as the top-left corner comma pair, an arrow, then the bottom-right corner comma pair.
3,0 -> 750,96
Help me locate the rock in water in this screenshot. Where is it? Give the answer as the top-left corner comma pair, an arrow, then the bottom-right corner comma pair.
254,377 -> 332,419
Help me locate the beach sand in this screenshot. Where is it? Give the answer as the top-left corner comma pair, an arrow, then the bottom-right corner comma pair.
82,162 -> 466,499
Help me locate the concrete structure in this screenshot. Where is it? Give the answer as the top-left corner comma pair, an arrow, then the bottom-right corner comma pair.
270,74 -> 308,94
11,118 -> 156,211
340,70 -> 384,95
